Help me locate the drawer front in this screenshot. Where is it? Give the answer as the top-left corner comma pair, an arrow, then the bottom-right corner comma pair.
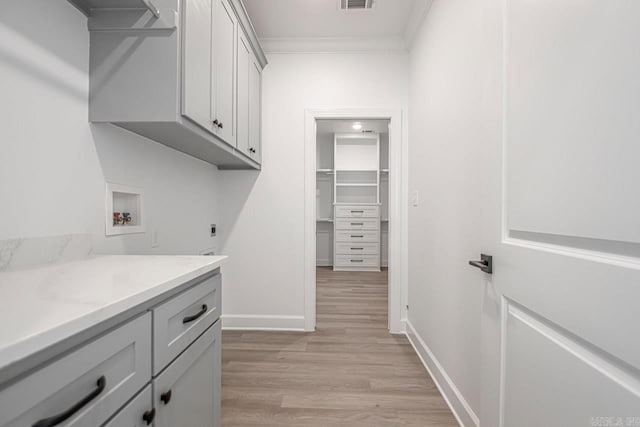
154,321 -> 221,427
335,218 -> 379,230
103,385 -> 153,427
153,273 -> 221,375
335,230 -> 380,243
335,255 -> 380,268
0,313 -> 152,427
336,242 -> 379,255
335,205 -> 379,218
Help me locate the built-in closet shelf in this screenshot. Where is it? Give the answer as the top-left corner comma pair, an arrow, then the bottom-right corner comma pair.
381,169 -> 389,174
316,218 -> 334,223
336,183 -> 377,187
69,0 -> 157,16
333,202 -> 382,206
316,169 -> 334,174
381,219 -> 389,223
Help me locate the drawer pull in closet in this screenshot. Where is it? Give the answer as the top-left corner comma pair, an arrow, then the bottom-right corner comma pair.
183,304 -> 208,324
351,222 -> 364,226
351,210 -> 364,213
160,390 -> 172,405
351,247 -> 364,250
32,376 -> 106,427
351,235 -> 364,238
350,259 -> 364,263
142,408 -> 156,425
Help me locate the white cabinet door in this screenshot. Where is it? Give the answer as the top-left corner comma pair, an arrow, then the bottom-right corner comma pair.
480,1 -> 640,425
103,386 -> 153,427
212,0 -> 236,146
248,56 -> 262,163
154,322 -> 221,427
236,32 -> 251,157
181,0 -> 213,131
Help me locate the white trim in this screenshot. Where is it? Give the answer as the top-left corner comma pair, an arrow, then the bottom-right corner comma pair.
260,36 -> 407,54
405,320 -> 480,427
304,108 -> 407,333
404,0 -> 434,48
221,314 -> 306,331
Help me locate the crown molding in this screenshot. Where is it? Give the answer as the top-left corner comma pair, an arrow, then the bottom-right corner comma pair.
259,36 -> 408,54
404,0 -> 434,49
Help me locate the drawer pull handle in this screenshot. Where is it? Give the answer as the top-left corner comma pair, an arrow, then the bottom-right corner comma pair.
142,408 -> 156,425
161,390 -> 172,405
351,259 -> 364,263
351,210 -> 364,213
351,247 -> 364,250
183,304 -> 208,324
351,222 -> 364,226
351,235 -> 364,238
32,376 -> 106,427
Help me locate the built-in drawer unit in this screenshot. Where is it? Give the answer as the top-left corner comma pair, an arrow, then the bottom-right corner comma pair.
335,218 -> 379,230
335,205 -> 380,218
335,230 -> 380,243
335,242 -> 379,255
103,385 -> 153,427
154,321 -> 221,427
0,313 -> 152,427
153,274 -> 221,374
335,255 -> 380,268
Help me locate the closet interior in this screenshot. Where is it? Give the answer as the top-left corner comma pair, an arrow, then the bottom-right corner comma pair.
316,120 -> 390,271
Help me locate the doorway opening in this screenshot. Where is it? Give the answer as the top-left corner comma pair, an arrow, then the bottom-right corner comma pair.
315,119 -> 390,329
304,109 -> 406,333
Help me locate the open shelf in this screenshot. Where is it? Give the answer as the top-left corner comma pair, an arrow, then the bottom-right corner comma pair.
336,183 -> 377,187
316,218 -> 334,223
316,169 -> 334,174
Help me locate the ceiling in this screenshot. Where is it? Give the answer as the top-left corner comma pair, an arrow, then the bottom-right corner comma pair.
317,119 -> 389,135
243,0 -> 428,45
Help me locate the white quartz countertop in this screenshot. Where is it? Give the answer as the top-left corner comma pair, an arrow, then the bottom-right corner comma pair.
0,255 -> 227,374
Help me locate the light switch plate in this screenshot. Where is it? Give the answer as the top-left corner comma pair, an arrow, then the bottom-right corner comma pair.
411,190 -> 419,207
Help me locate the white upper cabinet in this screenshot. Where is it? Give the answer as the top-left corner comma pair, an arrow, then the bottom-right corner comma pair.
82,0 -> 266,169
249,55 -> 262,163
236,32 -> 251,157
182,0 -> 213,132
212,0 -> 237,146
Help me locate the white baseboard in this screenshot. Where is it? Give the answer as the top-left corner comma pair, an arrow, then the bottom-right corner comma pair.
221,314 -> 306,331
405,320 -> 479,427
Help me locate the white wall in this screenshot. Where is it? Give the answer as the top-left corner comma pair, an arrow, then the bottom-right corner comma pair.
219,51 -> 408,329
406,0 -> 501,424
0,0 -> 220,255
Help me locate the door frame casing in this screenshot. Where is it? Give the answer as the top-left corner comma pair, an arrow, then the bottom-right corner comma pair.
304,108 -> 407,333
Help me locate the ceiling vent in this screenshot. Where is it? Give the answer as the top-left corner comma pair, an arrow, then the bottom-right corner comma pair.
340,0 -> 374,10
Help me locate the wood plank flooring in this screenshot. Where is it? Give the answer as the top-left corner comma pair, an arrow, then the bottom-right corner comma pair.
221,267 -> 458,426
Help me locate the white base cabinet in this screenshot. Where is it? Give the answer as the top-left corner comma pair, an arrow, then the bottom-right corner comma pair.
154,322 -> 221,427
0,272 -> 222,427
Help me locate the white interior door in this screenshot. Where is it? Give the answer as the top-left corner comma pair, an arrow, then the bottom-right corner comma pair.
481,1 -> 640,426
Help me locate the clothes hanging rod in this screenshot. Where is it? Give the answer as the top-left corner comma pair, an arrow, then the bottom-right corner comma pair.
141,0 -> 160,18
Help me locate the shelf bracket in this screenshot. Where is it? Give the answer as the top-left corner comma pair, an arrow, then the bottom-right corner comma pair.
141,0 -> 161,18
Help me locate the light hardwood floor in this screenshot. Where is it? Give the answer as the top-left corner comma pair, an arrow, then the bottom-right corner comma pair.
221,267 -> 458,426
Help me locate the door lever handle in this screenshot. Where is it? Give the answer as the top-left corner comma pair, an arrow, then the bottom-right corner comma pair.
469,254 -> 492,274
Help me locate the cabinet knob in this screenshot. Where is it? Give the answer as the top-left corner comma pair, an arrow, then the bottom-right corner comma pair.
142,408 -> 156,425
218,121 -> 223,129
161,390 -> 172,405
213,119 -> 220,127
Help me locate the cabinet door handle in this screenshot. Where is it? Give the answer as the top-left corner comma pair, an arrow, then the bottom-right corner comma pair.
142,408 -> 156,425
183,304 -> 208,324
160,390 -> 172,405
32,376 -> 106,427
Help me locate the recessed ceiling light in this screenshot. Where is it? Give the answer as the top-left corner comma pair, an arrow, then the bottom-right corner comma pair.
352,122 -> 362,130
